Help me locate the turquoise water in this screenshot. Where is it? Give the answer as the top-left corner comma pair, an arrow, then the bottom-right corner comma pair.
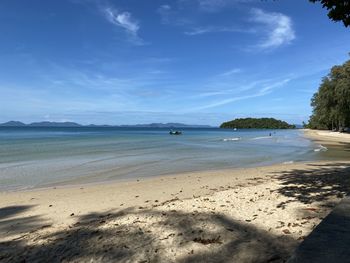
0,127 -> 331,191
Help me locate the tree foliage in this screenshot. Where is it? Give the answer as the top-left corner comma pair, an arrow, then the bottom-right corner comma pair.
309,0 -> 350,27
220,118 -> 295,129
307,59 -> 350,130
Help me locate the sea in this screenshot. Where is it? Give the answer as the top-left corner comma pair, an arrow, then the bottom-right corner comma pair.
0,127 -> 345,191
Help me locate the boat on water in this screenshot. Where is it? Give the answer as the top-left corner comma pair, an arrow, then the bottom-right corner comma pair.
169,130 -> 182,135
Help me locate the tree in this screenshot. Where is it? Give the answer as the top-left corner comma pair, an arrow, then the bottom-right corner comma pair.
308,59 -> 350,130
309,0 -> 350,27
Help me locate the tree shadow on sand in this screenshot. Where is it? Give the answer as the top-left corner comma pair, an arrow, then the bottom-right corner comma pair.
0,205 -> 50,239
338,142 -> 350,152
0,206 -> 296,263
2,162 -> 349,262
273,162 -> 350,209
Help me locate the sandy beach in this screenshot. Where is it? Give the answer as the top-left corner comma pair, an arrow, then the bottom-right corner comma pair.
1,131 -> 350,262
303,129 -> 350,145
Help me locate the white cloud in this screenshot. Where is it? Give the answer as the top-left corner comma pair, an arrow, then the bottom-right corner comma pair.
197,0 -> 231,12
103,7 -> 144,44
184,25 -> 249,35
198,0 -> 225,11
157,4 -> 172,24
219,68 -> 242,77
193,93 -> 261,110
157,4 -> 193,26
251,8 -> 295,49
192,78 -> 290,110
195,0 -> 252,12
104,8 -> 139,35
259,78 -> 290,93
197,79 -> 271,98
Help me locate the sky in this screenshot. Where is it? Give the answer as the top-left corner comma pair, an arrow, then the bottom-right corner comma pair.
0,0 -> 349,126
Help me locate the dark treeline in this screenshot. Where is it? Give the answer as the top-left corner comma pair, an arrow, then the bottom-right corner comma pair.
220,118 -> 295,129
306,58 -> 350,130
309,0 -> 350,27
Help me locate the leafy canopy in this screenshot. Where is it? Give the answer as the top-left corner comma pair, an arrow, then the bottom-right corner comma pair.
309,0 -> 350,27
307,58 -> 350,130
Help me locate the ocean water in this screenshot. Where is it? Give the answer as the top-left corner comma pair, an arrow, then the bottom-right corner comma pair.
0,127 -> 339,191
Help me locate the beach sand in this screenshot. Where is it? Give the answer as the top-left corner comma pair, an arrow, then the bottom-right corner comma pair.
1,131 -> 350,262
303,129 -> 350,145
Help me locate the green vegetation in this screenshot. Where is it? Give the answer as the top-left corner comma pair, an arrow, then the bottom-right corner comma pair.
306,58 -> 350,130
220,118 -> 295,129
309,0 -> 350,27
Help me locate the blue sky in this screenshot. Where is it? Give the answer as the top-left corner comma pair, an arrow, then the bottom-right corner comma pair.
0,0 -> 349,125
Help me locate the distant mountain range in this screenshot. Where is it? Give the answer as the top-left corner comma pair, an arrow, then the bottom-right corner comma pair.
0,121 -> 81,127
0,121 -> 213,128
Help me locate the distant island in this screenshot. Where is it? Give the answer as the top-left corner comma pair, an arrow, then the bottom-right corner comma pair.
0,121 -> 213,128
220,118 -> 296,129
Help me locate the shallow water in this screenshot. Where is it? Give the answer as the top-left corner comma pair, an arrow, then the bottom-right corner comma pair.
0,127 -> 344,191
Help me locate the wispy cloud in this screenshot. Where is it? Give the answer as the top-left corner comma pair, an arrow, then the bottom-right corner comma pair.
184,25 -> 251,35
104,8 -> 139,35
192,78 -> 290,110
251,8 -> 295,49
197,0 -> 231,12
197,78 -> 272,98
157,4 -> 172,24
192,93 -> 261,110
219,68 -> 242,77
259,78 -> 290,93
157,1 -> 253,37
102,7 -> 144,45
157,4 -> 193,26
196,0 -> 248,12
191,0 -> 253,12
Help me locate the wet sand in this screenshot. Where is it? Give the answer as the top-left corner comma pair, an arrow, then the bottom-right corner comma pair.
0,130 -> 349,262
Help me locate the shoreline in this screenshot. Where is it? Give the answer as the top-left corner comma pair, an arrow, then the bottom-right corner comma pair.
1,129 -> 350,261
302,128 -> 350,145
2,159 -> 311,194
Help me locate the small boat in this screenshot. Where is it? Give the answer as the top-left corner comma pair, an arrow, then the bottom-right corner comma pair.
169,130 -> 182,135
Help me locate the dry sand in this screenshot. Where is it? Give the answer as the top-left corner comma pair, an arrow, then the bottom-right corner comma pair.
0,130 -> 350,262
303,129 -> 350,145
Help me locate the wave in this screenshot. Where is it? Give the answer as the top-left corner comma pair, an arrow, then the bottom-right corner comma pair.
251,136 -> 272,140
222,137 -> 241,142
283,161 -> 294,164
314,144 -> 328,152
